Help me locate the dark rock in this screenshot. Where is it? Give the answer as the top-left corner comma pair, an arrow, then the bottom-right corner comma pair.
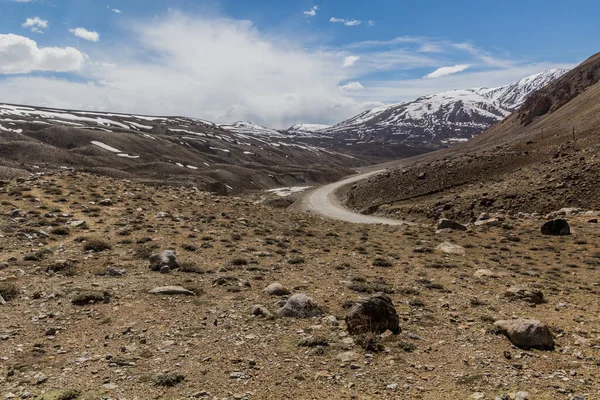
541,219 -> 570,236
149,250 -> 178,271
436,218 -> 467,231
504,286 -> 544,304
345,293 -> 400,335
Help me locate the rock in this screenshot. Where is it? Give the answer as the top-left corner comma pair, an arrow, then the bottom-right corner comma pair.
474,218 -> 502,227
68,220 -> 87,229
541,219 -> 570,236
0,295 -> 6,305
278,294 -> 324,318
504,286 -> 544,304
386,383 -> 398,390
148,286 -> 195,296
473,269 -> 497,278
345,293 -> 400,335
494,319 -> 554,350
477,212 -> 490,221
107,268 -> 126,277
99,199 -> 113,206
570,395 -> 586,400
251,304 -> 270,317
436,242 -> 465,255
149,250 -> 178,271
436,218 -> 466,231
336,351 -> 362,363
45,327 -> 57,336
7,209 -> 26,218
514,392 -> 529,400
263,282 -> 290,296
471,393 -> 485,400
155,212 -> 169,218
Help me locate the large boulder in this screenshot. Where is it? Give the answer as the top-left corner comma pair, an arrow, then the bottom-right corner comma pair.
504,286 -> 544,304
436,218 -> 467,231
541,219 -> 570,236
345,293 -> 400,335
278,294 -> 324,318
494,319 -> 554,350
149,250 -> 178,271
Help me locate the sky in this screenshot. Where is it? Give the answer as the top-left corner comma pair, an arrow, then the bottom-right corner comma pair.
0,0 -> 597,128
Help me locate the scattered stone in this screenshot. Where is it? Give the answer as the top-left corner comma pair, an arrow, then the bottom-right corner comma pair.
148,286 -> 195,296
107,268 -> 126,277
278,294 -> 324,318
98,199 -> 113,206
494,319 -> 554,350
263,282 -> 290,296
541,219 -> 571,236
473,269 -> 497,278
345,293 -> 400,335
436,218 -> 467,231
251,304 -> 270,317
45,327 -> 57,336
474,218 -> 502,227
504,286 -> 544,304
386,383 -> 398,390
68,220 -> 87,228
436,242 -> 465,255
471,393 -> 485,400
0,295 -> 6,305
7,209 -> 26,218
514,392 -> 529,400
149,250 -> 178,271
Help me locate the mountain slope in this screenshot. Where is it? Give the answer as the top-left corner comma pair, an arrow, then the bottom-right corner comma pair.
320,69 -> 568,147
343,53 -> 600,221
0,104 -> 365,194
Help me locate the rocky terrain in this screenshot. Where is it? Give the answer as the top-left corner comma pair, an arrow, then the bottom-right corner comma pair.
345,54 -> 600,224
1,171 -> 599,399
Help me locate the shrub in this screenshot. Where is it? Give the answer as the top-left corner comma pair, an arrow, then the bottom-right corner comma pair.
372,257 -> 392,267
181,244 -> 197,252
298,337 -> 329,347
154,373 -> 185,387
0,282 -> 19,301
83,238 -> 111,252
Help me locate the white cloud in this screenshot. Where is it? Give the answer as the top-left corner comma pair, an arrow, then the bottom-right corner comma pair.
303,6 -> 318,17
111,8 -> 121,14
22,16 -> 48,33
342,55 -> 360,67
0,33 -> 85,74
69,27 -> 100,42
368,20 -> 375,26
330,17 -> 361,26
338,81 -> 364,91
424,64 -> 470,78
0,14 -> 378,128
10,0 -> 34,2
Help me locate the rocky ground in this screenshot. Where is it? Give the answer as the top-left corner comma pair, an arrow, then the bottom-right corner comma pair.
1,172 -> 599,399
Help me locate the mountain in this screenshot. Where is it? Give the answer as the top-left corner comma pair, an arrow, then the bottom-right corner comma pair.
344,53 -> 600,221
219,121 -> 286,137
319,69 -> 569,148
286,123 -> 330,136
0,103 -> 366,194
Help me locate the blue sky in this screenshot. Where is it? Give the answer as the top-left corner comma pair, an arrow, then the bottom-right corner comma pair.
0,0 -> 597,127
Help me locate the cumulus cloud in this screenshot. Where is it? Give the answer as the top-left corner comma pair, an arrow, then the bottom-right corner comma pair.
303,6 -> 318,17
424,64 -> 469,78
343,55 -> 360,67
22,16 -> 48,33
0,33 -> 85,74
338,81 -> 364,91
0,14 -> 378,128
69,27 -> 100,42
330,17 -> 361,26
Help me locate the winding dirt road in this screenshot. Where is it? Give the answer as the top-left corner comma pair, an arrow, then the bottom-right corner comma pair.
304,170 -> 410,225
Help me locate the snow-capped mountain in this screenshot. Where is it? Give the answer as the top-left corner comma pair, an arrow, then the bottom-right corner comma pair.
219,121 -> 286,138
319,68 -> 569,147
286,123 -> 330,136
